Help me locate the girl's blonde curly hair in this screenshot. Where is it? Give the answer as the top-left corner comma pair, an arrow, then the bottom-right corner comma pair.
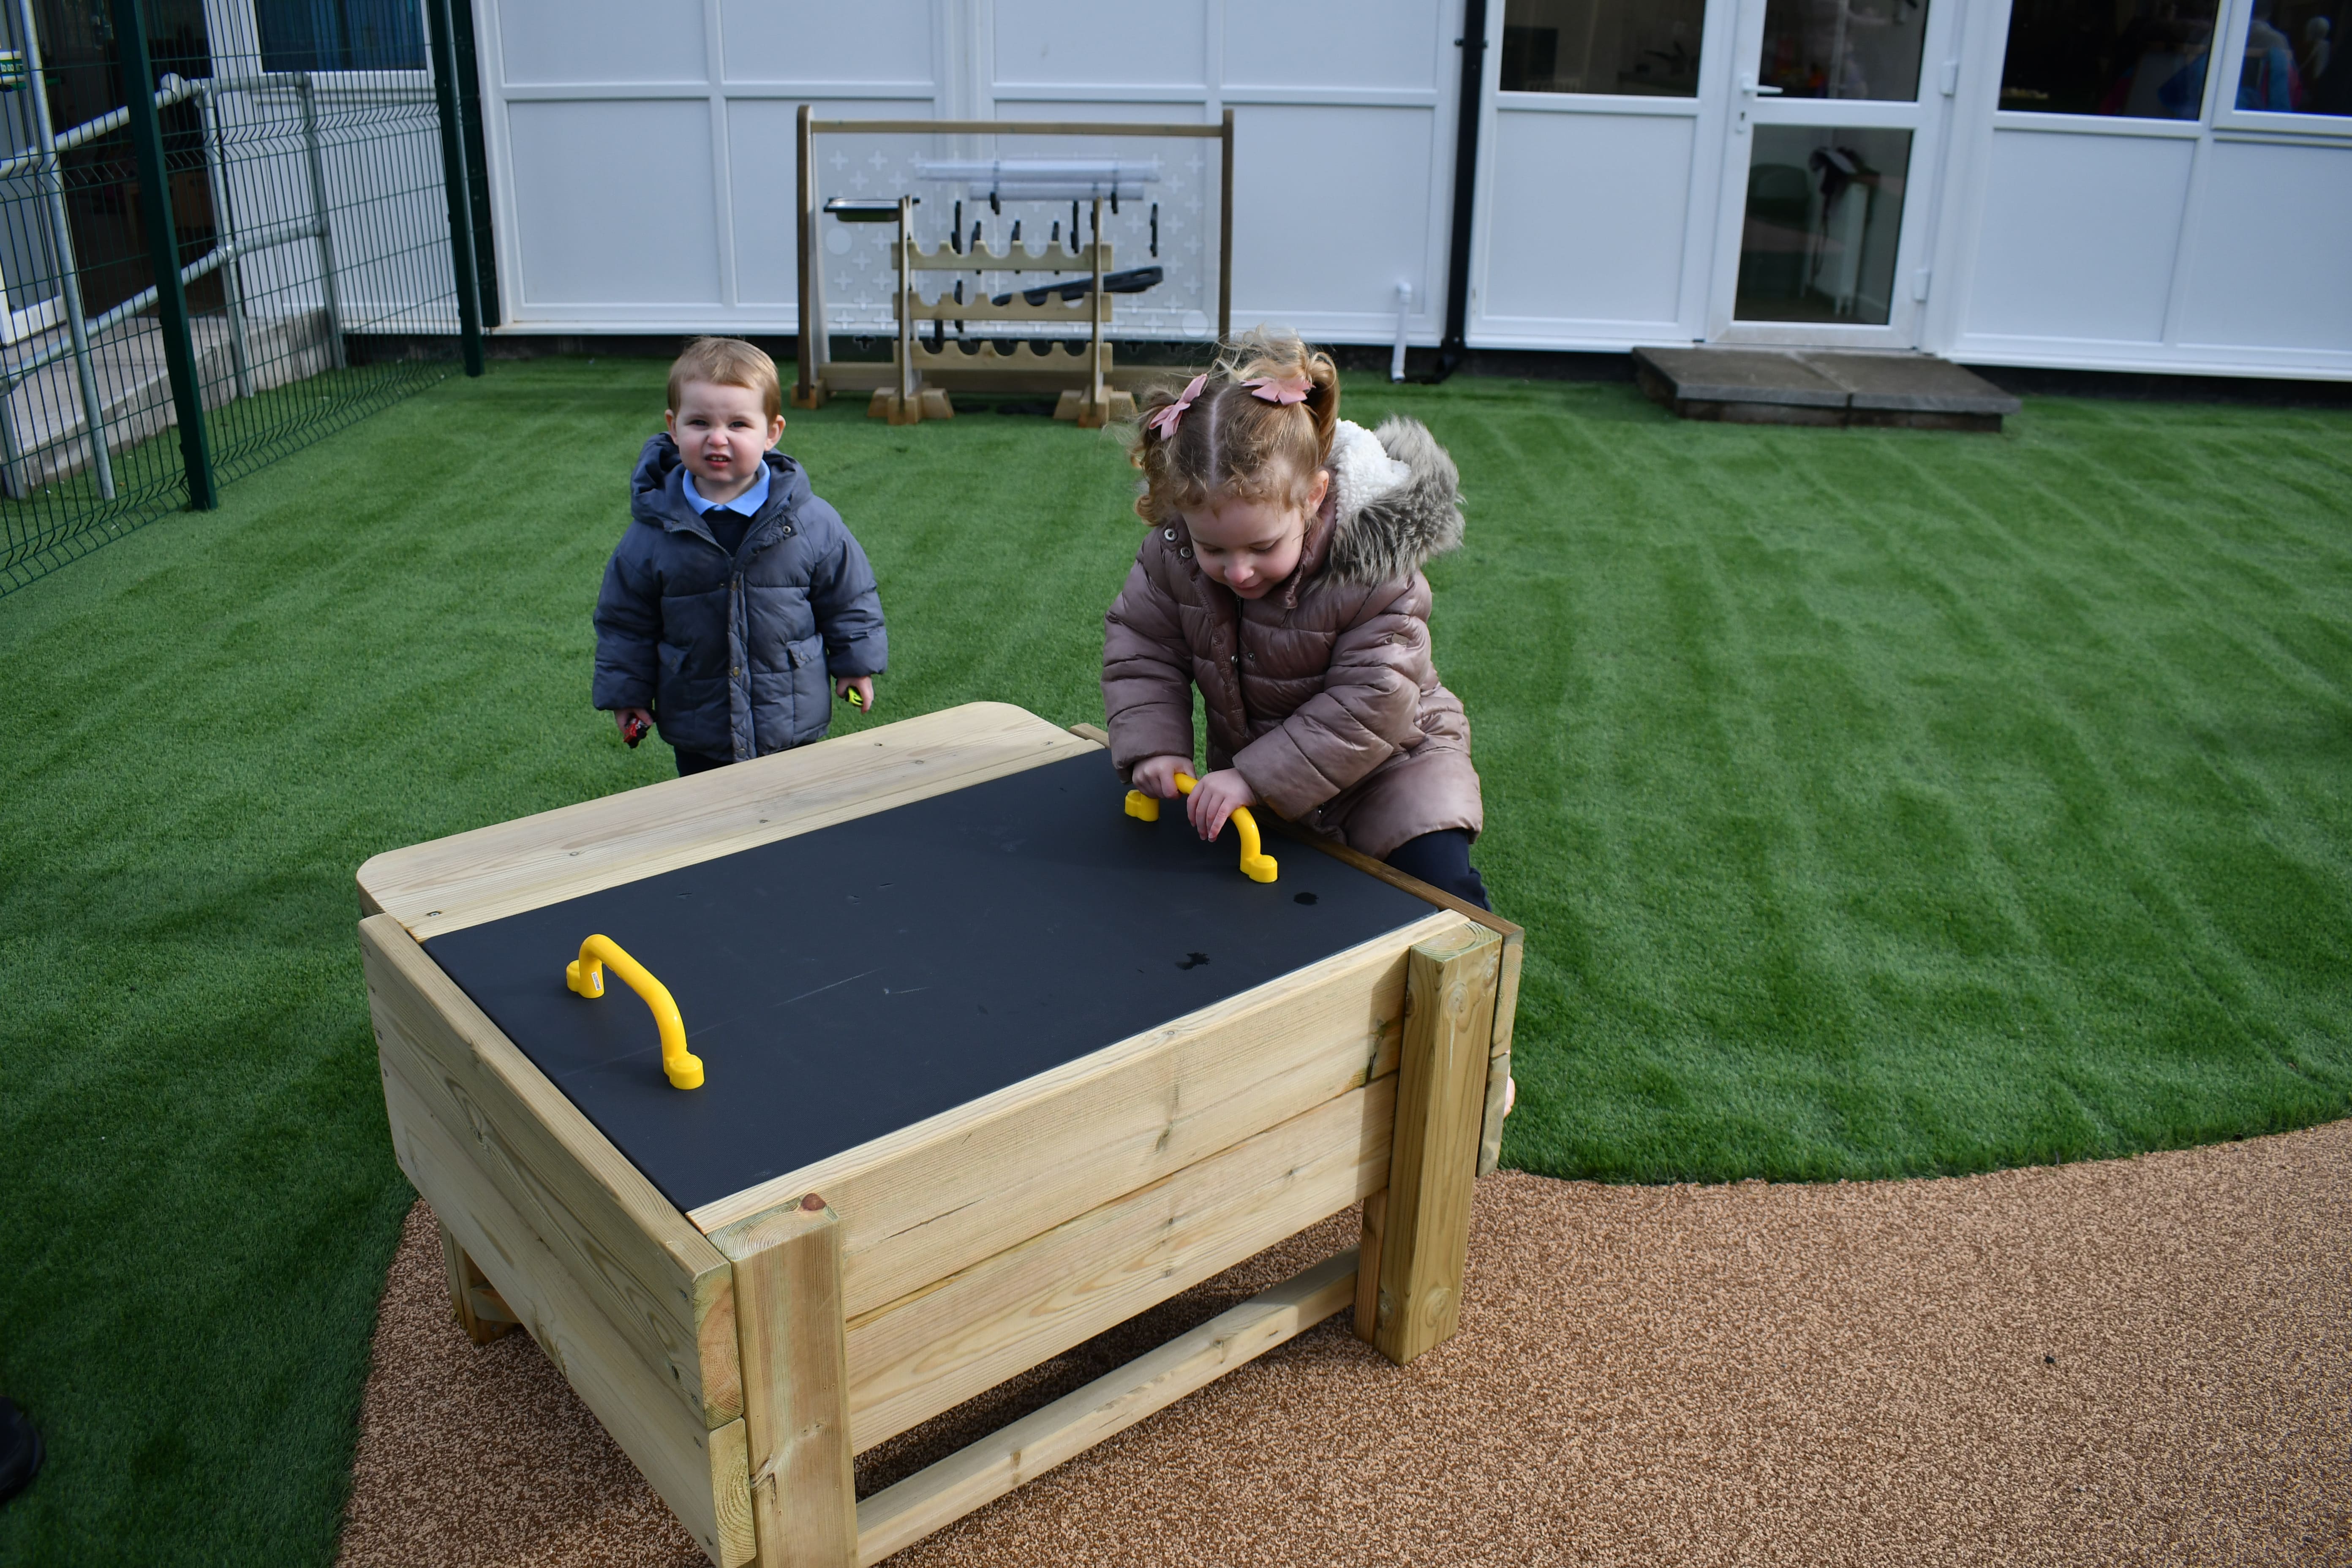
1127,327 -> 1340,525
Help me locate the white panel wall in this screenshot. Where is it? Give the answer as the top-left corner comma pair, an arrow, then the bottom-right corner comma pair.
1963,130 -> 2195,344
2173,140 -> 2352,354
1937,0 -> 2352,379
469,0 -> 1465,343
1478,110 -> 1699,337
979,0 -> 1460,344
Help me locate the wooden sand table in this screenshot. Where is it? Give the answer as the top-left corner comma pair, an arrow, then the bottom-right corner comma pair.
355,702 -> 1519,1567
338,1121 -> 2352,1567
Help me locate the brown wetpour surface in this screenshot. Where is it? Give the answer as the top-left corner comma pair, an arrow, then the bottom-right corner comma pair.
339,1122 -> 2352,1568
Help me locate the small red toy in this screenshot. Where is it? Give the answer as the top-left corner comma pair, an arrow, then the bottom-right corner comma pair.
622,714 -> 651,748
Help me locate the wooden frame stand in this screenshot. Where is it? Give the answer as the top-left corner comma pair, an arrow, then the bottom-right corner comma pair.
359,705 -> 1519,1566
793,111 -> 1234,425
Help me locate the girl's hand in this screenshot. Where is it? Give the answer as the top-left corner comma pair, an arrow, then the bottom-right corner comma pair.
1186,768 -> 1255,843
1132,754 -> 1193,800
615,707 -> 654,740
836,675 -> 876,713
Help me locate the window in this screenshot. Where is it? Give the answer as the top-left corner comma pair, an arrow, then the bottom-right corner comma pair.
256,0 -> 425,73
2235,0 -> 2352,115
1758,0 -> 1929,101
1498,0 -> 1707,98
1998,0 -> 2221,118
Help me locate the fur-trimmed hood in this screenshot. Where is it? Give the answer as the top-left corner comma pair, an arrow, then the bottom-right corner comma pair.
1320,415 -> 1464,587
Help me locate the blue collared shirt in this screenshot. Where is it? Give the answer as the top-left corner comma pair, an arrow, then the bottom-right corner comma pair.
682,463 -> 770,518
682,464 -> 770,556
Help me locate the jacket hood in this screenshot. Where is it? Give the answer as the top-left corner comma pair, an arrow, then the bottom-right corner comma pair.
629,433 -> 810,531
1321,416 -> 1464,587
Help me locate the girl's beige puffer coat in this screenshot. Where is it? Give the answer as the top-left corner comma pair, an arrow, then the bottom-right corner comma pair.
1101,414 -> 1481,859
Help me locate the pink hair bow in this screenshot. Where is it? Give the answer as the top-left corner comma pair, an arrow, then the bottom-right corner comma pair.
1145,373 -> 1208,438
1244,373 -> 1312,406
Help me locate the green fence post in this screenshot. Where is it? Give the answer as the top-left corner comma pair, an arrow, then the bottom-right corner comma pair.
112,0 -> 214,509
427,0 -> 485,377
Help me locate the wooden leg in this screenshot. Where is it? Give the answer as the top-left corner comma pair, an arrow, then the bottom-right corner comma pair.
1353,1188 -> 1386,1343
1477,1048 -> 1512,1179
722,1195 -> 857,1568
857,1249 -> 1358,1564
1370,924 -> 1501,1364
437,1218 -> 517,1345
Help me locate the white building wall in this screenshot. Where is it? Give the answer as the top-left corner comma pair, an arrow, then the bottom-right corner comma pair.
469,0 -> 1467,347
1929,0 -> 2352,378
460,0 -> 2352,379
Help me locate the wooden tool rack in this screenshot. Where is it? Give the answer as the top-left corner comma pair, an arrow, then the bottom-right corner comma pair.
792,111 -> 1235,428
357,703 -> 1519,1567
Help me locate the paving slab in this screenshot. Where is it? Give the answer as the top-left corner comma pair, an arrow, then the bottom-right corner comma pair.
1632,346 -> 1848,408
1797,351 -> 2021,414
1633,345 -> 2014,431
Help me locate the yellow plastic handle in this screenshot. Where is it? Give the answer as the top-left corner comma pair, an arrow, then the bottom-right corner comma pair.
565,934 -> 704,1090
1122,772 -> 1278,884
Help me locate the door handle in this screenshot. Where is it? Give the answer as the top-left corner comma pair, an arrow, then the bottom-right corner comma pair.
1738,72 -> 1783,96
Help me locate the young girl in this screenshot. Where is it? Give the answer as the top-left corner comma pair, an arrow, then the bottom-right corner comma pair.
1102,328 -> 1488,909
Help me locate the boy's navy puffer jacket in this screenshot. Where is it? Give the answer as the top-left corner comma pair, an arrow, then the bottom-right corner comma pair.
593,436 -> 886,761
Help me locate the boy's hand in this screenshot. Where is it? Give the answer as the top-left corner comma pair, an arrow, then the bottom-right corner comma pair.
615,707 -> 654,745
836,675 -> 876,713
1131,754 -> 1193,800
1185,768 -> 1255,843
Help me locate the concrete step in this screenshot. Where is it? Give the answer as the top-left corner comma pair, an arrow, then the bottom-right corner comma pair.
1633,347 -> 2021,432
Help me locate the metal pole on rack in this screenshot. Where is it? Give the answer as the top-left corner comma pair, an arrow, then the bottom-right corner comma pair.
894,193 -> 916,424
199,82 -> 253,400
296,73 -> 347,370
112,0 -> 213,508
1086,195 -> 1105,426
426,0 -> 482,376
793,103 -> 817,406
18,0 -> 113,498
1217,108 -> 1233,344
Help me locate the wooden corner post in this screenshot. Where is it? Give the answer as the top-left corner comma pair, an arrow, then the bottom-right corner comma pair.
719,1194 -> 857,1568
1356,923 -> 1500,1364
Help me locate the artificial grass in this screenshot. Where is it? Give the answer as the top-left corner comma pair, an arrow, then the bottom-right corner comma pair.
0,358 -> 2346,1565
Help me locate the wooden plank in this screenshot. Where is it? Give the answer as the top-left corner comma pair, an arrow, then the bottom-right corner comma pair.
384,1066 -> 735,1562
1371,925 -> 1501,1365
1073,719 -> 1523,1177
357,702 -> 1092,939
363,915 -> 742,1429
855,1249 -> 1357,1566
1353,1188 -> 1386,1342
709,1417 -> 758,1568
439,1220 -> 514,1345
721,1199 -> 858,1568
692,913 -> 1465,1318
841,1075 -> 1393,1451
1478,1051 -> 1512,1180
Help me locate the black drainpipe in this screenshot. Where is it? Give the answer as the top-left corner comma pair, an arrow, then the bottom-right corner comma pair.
1431,0 -> 1488,383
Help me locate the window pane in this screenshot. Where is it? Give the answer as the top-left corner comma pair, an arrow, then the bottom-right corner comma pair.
1759,0 -> 1928,101
257,0 -> 425,73
2238,0 -> 2352,115
1499,0 -> 1707,97
1998,0 -> 2221,118
1735,125 -> 1912,324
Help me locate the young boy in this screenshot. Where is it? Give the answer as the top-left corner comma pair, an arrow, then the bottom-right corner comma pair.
594,338 -> 886,775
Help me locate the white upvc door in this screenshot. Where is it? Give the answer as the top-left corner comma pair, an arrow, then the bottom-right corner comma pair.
1702,0 -> 1968,347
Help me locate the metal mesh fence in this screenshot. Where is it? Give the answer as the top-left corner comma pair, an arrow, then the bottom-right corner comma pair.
0,0 -> 474,594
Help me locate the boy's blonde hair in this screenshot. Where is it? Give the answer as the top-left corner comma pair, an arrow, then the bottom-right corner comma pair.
1128,327 -> 1340,525
668,336 -> 782,421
